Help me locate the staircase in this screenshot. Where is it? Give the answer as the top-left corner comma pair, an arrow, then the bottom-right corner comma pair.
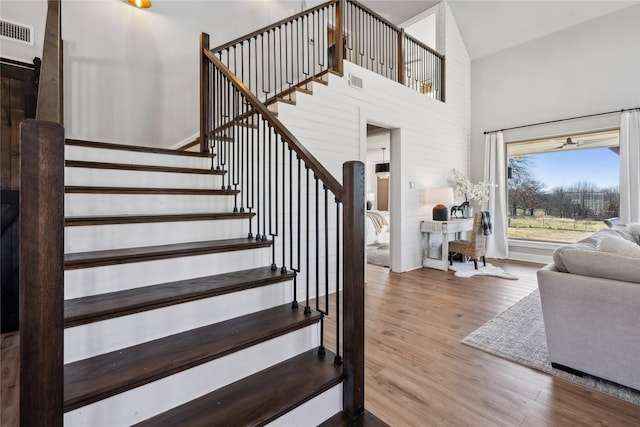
62,139 -> 346,425
19,0 -> 448,423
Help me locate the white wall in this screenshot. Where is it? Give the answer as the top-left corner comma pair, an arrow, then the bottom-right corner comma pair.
470,5 -> 640,181
0,1 -> 47,63
275,2 -> 470,272
56,0 -> 309,147
470,5 -> 640,262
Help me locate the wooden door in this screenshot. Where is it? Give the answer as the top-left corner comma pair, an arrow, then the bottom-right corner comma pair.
1,59 -> 39,332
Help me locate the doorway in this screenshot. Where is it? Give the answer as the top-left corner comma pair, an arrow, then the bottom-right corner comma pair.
365,124 -> 391,268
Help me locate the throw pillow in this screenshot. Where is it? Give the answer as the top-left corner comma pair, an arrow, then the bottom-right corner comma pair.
598,235 -> 640,258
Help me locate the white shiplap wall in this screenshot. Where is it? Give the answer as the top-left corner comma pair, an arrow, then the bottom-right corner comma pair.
275,3 -> 470,272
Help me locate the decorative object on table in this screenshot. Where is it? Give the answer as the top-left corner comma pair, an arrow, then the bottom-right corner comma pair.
426,187 -> 454,221
375,147 -> 390,179
450,169 -> 494,217
462,290 -> 640,406
450,201 -> 470,218
448,212 -> 487,270
366,192 -> 375,210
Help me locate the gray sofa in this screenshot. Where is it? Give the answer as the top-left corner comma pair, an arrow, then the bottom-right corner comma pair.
537,224 -> 640,391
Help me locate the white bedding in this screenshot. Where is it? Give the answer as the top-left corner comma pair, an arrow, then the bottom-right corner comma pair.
366,210 -> 390,245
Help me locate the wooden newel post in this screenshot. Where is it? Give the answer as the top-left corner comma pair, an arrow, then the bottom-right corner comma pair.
333,0 -> 345,75
342,160 -> 365,416
397,28 -> 405,85
19,120 -> 65,426
200,33 -> 210,153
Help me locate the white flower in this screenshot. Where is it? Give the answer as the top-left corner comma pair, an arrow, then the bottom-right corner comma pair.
450,169 -> 494,203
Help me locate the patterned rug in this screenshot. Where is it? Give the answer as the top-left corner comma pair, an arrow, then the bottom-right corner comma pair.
462,289 -> 640,406
366,243 -> 389,267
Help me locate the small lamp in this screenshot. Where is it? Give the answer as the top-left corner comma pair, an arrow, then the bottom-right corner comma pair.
366,192 -> 375,210
427,187 -> 454,221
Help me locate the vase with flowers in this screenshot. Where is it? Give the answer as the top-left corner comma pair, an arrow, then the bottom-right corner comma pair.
450,169 -> 494,218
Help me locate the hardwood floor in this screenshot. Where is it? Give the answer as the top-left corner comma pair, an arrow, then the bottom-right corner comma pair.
337,260 -> 640,426
2,260 -> 639,426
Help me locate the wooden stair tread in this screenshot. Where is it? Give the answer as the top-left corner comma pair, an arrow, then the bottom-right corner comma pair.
65,212 -> 253,226
135,348 -> 343,426
319,410 -> 390,427
66,139 -> 210,158
64,305 -> 322,412
65,160 -> 222,175
64,267 -> 295,327
65,186 -> 238,195
64,238 -> 271,270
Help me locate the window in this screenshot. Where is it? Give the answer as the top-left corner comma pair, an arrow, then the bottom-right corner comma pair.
506,129 -> 620,243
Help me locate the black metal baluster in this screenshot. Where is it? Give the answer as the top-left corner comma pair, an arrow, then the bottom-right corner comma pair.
324,185 -> 329,319
288,147 -> 294,273
280,139 -> 287,274
233,88 -> 239,212
269,125 -> 276,269
247,98 -> 255,239
305,165 -> 311,314
334,199 -> 342,365
315,175 -> 325,357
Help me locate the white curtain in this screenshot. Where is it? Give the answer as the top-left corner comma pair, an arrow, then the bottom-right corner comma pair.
483,131 -> 508,258
620,110 -> 640,224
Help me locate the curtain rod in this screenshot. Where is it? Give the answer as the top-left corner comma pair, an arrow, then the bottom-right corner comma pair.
483,107 -> 640,135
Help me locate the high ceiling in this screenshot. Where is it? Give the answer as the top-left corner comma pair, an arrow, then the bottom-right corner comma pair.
359,0 -> 639,60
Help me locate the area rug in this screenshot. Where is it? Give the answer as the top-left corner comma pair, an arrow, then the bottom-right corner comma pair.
449,261 -> 518,280
462,289 -> 640,406
367,243 -> 389,267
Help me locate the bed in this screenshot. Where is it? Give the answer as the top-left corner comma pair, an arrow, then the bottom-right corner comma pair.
366,210 -> 390,245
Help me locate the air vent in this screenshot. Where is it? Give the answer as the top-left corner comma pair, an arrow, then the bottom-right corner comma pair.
349,74 -> 363,90
1,19 -> 34,45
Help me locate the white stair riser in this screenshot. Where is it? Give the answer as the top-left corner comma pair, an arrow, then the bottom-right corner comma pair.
267,384 -> 342,427
65,145 -> 212,169
65,193 -> 238,216
65,167 -> 224,190
63,326 -> 319,427
64,281 -> 293,363
65,248 -> 272,299
65,220 -> 251,253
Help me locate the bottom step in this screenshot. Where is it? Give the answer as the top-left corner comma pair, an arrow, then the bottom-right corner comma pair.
136,348 -> 343,426
320,409 -> 390,427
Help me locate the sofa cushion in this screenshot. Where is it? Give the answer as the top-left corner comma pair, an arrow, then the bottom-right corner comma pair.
628,222 -> 640,244
555,248 -> 640,284
552,226 -> 638,272
598,235 -> 640,257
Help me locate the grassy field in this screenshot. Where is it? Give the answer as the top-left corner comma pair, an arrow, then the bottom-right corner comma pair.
508,214 -> 608,243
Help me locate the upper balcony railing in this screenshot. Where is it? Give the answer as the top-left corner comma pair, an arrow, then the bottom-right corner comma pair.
206,0 -> 444,129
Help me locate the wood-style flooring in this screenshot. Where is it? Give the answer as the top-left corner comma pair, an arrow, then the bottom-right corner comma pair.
325,260 -> 640,426
2,260 -> 639,426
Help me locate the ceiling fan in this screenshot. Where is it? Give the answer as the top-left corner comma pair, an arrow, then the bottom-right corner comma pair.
549,136 -> 610,151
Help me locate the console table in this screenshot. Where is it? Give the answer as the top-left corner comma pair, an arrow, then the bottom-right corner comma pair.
421,218 -> 474,271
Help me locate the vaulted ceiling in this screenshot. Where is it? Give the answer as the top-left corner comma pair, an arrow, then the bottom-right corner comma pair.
358,0 -> 639,60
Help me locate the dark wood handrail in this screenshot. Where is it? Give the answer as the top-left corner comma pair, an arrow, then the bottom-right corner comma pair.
203,49 -> 345,201
36,0 -> 63,124
211,0 -> 338,53
404,32 -> 445,60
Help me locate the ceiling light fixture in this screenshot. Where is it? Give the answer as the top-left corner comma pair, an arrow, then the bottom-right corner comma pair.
128,0 -> 152,9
